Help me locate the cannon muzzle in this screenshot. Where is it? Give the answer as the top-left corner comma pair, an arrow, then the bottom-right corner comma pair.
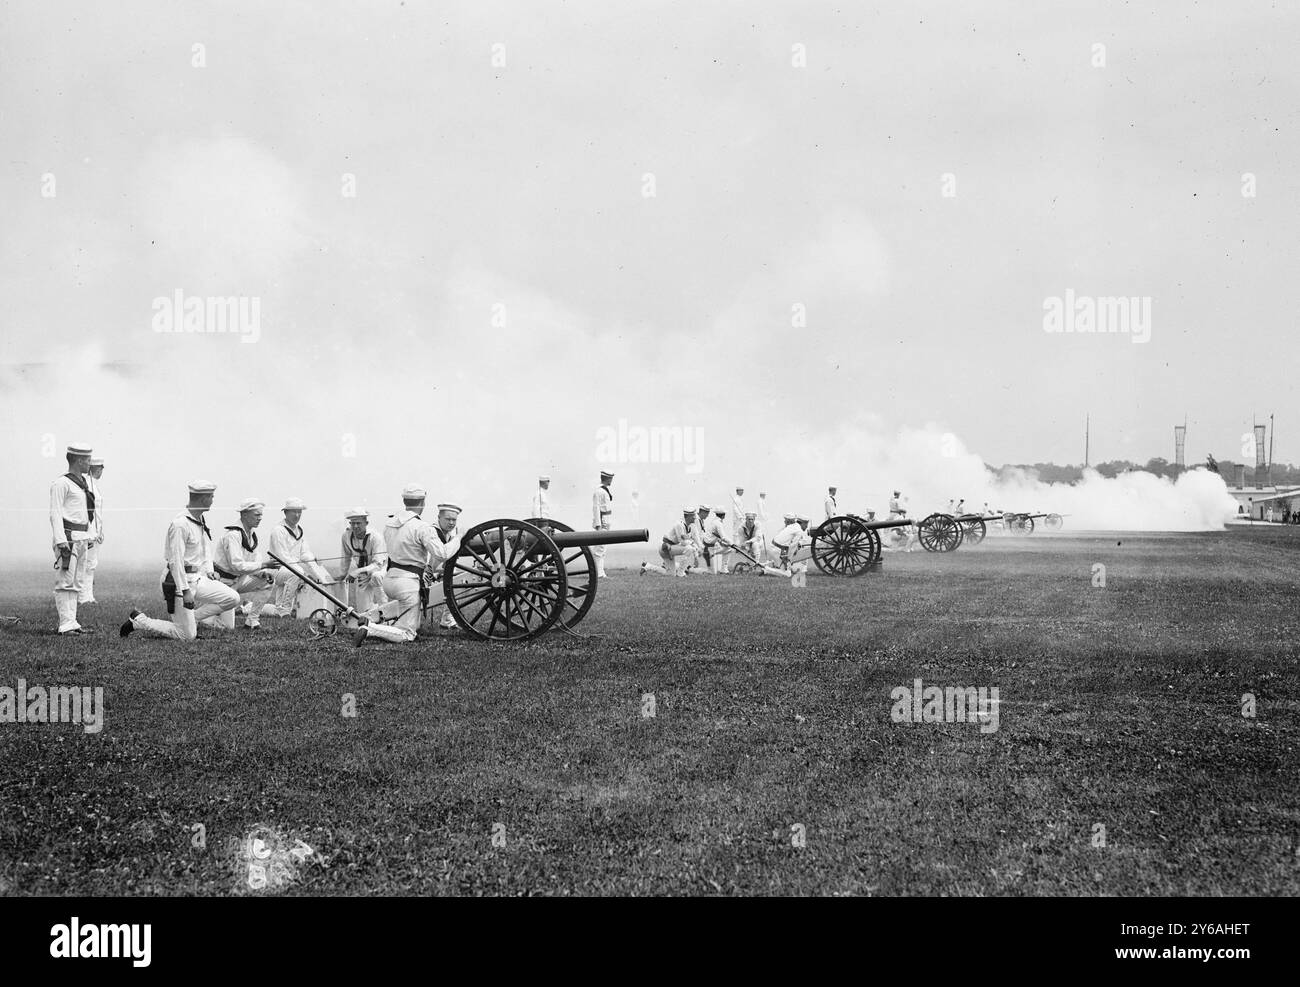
550,527 -> 649,548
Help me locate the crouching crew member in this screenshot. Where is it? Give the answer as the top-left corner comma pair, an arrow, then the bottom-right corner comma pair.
707,507 -> 734,574
339,507 -> 388,612
267,497 -> 333,616
120,481 -> 240,640
50,442 -> 96,635
353,487 -> 461,645
641,507 -> 699,576
213,497 -> 278,629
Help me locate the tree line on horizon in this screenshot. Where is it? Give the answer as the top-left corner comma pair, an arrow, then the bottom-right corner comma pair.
988,457 -> 1300,486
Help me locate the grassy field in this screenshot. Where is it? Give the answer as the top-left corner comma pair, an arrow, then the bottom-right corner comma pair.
1,528 -> 1297,896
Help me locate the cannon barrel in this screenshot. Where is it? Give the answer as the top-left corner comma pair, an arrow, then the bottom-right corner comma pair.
550,527 -> 649,548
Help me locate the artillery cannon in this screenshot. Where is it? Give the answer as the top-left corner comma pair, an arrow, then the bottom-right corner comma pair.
275,519 -> 647,643
952,513 -> 1005,546
1002,511 -> 1065,535
808,514 -> 912,576
445,519 -> 648,640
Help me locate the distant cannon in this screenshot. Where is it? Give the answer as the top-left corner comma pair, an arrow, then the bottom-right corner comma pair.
952,513 -> 1006,546
1003,512 -> 1065,535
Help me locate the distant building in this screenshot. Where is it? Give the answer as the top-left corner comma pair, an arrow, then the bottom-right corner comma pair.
1222,465 -> 1294,520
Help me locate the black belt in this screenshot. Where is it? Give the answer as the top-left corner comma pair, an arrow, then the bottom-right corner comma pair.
387,561 -> 424,577
214,565 -> 238,580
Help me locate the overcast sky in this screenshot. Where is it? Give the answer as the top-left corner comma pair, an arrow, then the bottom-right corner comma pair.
1,0 -> 1294,557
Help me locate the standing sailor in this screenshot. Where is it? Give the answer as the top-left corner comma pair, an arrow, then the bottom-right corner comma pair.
79,456 -> 106,605
119,481 -> 240,640
49,442 -> 95,634
213,498 -> 278,629
591,469 -> 614,577
824,486 -> 839,521
353,486 -> 461,645
267,497 -> 333,617
730,486 -> 745,546
338,507 -> 388,613
530,475 -> 552,520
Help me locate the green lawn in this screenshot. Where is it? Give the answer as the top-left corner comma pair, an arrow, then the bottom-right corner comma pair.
1,528 -> 1297,895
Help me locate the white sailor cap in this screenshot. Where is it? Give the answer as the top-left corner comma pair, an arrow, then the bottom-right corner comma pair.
796,514 -> 809,522
237,497 -> 265,512
682,504 -> 697,514
89,456 -> 105,467
783,513 -> 796,522
188,480 -> 217,495
538,475 -> 551,483
697,503 -> 711,511
401,484 -> 427,501
828,485 -> 838,491
283,497 -> 306,511
345,506 -> 369,520
714,507 -> 727,516
745,511 -> 757,519
66,442 -> 93,457
600,469 -> 615,480
436,502 -> 462,515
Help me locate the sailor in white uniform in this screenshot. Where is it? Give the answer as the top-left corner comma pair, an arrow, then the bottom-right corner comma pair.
591,470 -> 614,577
338,507 -> 388,613
49,442 -> 96,634
530,475 -> 552,520
79,456 -> 106,605
640,507 -> 699,576
213,498 -> 278,629
352,487 -> 461,645
824,486 -> 839,521
267,497 -> 333,616
120,481 -> 240,640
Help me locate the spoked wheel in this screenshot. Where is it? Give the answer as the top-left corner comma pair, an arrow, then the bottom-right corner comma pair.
1006,513 -> 1031,535
918,513 -> 964,552
442,519 -> 568,641
524,518 -> 595,629
811,515 -> 878,576
307,608 -> 338,637
962,518 -> 987,546
1021,514 -> 1036,535
1044,513 -> 1063,531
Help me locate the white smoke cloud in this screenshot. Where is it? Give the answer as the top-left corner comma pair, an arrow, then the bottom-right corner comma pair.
762,421 -> 1239,531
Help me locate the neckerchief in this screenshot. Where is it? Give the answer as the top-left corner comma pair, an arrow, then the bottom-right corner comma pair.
283,524 -> 302,541
65,472 -> 96,521
225,525 -> 258,553
186,513 -> 212,540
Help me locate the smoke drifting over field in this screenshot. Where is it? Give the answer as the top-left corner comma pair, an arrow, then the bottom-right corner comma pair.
770,423 -> 1240,532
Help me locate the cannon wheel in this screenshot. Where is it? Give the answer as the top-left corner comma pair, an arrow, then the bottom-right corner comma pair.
962,518 -> 987,546
307,608 -> 338,637
811,515 -> 878,576
442,519 -> 568,641
1044,513 -> 1063,531
523,517 -> 596,630
918,513 -> 964,552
